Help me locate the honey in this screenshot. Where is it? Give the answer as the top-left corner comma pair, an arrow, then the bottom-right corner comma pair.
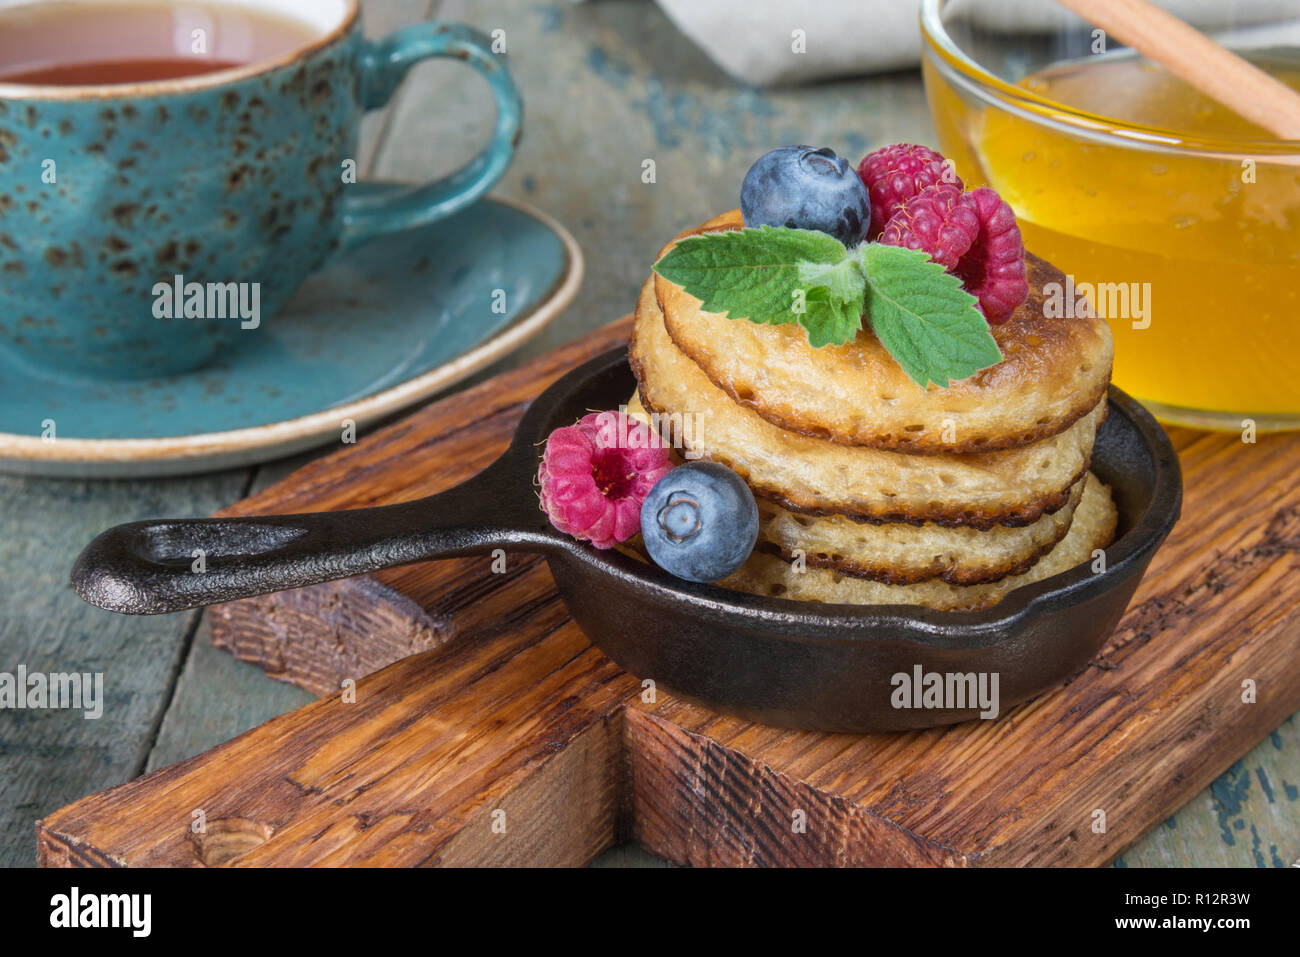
924,51 -> 1300,428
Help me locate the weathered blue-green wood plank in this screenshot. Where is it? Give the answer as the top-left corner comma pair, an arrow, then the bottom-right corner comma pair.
1117,715 -> 1300,868
0,472 -> 248,866
145,625 -> 313,773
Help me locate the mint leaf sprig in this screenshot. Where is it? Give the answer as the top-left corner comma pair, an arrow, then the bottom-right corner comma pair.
652,227 -> 1003,389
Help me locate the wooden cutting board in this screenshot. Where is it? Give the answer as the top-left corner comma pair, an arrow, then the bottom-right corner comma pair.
38,318 -> 1300,867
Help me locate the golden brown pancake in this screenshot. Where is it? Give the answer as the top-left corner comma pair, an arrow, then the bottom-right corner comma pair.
630,277 -> 1105,529
626,391 -> 1084,586
719,472 -> 1118,610
654,210 -> 1113,454
756,477 -> 1084,586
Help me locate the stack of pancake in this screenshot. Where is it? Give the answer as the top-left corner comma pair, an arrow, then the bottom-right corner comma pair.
628,210 -> 1117,611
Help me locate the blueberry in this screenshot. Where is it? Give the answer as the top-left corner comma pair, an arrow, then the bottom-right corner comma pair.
640,462 -> 759,583
740,145 -> 871,246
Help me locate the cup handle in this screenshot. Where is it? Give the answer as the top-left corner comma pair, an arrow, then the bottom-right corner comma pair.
340,22 -> 522,249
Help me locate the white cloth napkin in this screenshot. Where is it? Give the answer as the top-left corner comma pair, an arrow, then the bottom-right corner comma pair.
651,0 -> 1299,87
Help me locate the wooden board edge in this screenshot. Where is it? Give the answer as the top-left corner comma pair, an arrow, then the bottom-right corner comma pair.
978,633 -> 1300,866
36,824 -> 128,869
209,575 -> 449,697
426,711 -> 626,867
623,708 -> 970,867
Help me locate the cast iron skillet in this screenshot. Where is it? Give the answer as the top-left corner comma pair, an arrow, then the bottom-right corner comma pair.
71,347 -> 1182,732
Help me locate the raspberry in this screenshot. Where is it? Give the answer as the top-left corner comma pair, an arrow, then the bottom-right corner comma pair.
880,184 -> 1029,324
952,187 -> 1029,324
538,411 -> 673,549
857,143 -> 962,239
878,183 -> 980,270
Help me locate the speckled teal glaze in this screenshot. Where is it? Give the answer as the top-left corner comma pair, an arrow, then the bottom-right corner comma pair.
0,17 -> 521,378
0,194 -> 572,465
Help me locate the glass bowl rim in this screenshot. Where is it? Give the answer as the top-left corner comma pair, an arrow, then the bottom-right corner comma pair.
919,0 -> 1300,155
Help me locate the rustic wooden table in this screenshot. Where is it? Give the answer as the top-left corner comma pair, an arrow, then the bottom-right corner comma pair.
2,0 -> 1296,868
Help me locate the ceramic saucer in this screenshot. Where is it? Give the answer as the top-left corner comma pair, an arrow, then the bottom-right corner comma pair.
0,195 -> 582,478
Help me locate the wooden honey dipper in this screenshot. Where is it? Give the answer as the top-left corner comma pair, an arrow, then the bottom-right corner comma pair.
1053,0 -> 1300,140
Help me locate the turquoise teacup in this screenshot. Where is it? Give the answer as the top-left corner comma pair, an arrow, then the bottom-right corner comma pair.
0,0 -> 521,378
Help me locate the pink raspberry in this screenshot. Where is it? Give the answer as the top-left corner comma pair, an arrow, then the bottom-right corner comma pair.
537,411 -> 673,549
857,143 -> 962,240
878,183 -> 980,270
952,187 -> 1029,324
880,184 -> 1029,324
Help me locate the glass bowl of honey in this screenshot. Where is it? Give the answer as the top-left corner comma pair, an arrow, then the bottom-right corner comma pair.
921,0 -> 1300,431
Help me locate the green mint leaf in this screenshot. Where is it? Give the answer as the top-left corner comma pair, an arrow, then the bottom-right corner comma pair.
798,283 -> 864,348
652,226 -> 848,327
650,227 -> 1002,382
858,244 -> 1004,388
798,256 -> 865,305
796,256 -> 867,345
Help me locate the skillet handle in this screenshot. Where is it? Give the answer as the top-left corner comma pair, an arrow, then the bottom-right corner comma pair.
71,461 -> 560,615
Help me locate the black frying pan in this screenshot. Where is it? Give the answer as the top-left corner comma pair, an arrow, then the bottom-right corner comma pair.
71,347 -> 1182,732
